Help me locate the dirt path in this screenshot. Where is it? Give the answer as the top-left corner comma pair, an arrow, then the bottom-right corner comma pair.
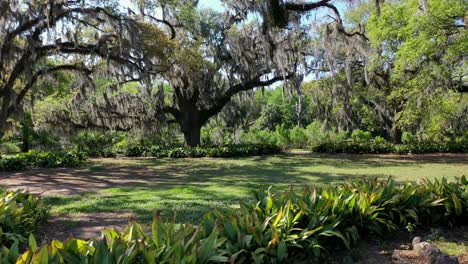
38,212 -> 133,241
0,158 -> 186,196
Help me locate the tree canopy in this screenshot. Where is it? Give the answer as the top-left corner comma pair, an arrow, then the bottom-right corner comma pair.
0,0 -> 466,146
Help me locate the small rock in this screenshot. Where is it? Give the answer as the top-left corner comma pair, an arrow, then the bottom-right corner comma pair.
412,237 -> 422,246
412,237 -> 459,264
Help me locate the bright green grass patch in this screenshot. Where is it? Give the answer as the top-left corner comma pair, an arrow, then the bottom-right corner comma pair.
434,241 -> 468,256
45,153 -> 468,224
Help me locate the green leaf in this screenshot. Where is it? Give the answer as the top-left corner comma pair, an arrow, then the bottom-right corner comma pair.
29,234 -> 38,252
31,246 -> 48,264
451,193 -> 462,216
272,206 -> 283,227
277,240 -> 287,260
461,176 -> 467,185
7,240 -> 19,263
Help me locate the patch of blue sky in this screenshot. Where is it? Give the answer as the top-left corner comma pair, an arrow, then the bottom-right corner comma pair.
198,0 -> 224,11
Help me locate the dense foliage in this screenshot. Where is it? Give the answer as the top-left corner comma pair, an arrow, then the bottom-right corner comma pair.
0,151 -> 87,171
72,131 -> 126,157
311,138 -> 468,154
1,177 -> 467,263
0,190 -> 49,247
125,143 -> 282,158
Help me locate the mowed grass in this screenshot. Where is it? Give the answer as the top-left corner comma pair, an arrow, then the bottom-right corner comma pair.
45,153 -> 468,224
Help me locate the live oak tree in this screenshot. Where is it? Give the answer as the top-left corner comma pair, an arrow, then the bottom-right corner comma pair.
157,4 -> 307,146
141,1 -> 358,146
36,1 -> 359,146
0,0 -> 171,139
65,1 -> 309,146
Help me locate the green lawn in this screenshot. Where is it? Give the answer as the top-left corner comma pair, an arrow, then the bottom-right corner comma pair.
44,153 -> 468,224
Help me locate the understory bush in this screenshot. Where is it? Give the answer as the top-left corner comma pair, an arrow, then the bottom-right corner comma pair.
0,150 -> 87,171
394,139 -> 468,154
0,157 -> 27,171
311,138 -> 394,154
235,124 -> 468,154
0,142 -> 21,154
125,143 -> 282,158
0,190 -> 49,247
72,131 -> 126,157
1,177 -> 467,263
312,138 -> 468,154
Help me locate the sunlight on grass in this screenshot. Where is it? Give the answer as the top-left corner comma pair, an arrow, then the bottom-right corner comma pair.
45,154 -> 468,224
434,241 -> 468,256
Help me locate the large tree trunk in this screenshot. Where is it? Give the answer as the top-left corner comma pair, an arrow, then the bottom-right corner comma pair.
390,125 -> 402,144
21,135 -> 30,152
0,115 -> 8,141
179,109 -> 203,147
183,125 -> 201,147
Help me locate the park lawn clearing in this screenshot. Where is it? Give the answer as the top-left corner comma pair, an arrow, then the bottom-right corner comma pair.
0,152 -> 467,240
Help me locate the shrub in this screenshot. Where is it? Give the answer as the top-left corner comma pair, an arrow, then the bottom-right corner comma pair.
288,126 -> 308,149
0,190 -> 49,246
311,138 -> 394,154
0,142 -> 20,154
72,130 -> 126,157
401,132 -> 416,144
201,122 -> 235,145
0,157 -> 27,171
395,139 -> 468,154
305,121 -> 348,148
311,137 -> 468,154
0,150 -> 87,171
16,150 -> 87,168
350,129 -> 372,142
1,177 -> 467,263
239,128 -> 278,146
124,143 -> 282,158
125,144 -> 148,157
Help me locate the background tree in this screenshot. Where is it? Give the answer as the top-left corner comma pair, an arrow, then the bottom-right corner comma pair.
0,0 -> 171,139
279,0 -> 467,142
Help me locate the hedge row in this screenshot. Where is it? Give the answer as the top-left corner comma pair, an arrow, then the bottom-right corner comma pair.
2,177 -> 467,263
311,139 -> 468,154
125,143 -> 282,158
0,150 -> 87,171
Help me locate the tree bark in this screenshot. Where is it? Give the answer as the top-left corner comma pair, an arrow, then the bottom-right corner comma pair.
21,135 -> 30,152
0,117 -> 9,141
183,124 -> 201,147
390,125 -> 403,144
178,106 -> 204,147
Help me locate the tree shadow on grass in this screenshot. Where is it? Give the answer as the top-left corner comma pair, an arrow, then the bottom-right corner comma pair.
2,152 -> 465,197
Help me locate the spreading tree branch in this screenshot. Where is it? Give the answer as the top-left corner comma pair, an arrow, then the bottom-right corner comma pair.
202,73 -> 294,122
9,64 -> 93,116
